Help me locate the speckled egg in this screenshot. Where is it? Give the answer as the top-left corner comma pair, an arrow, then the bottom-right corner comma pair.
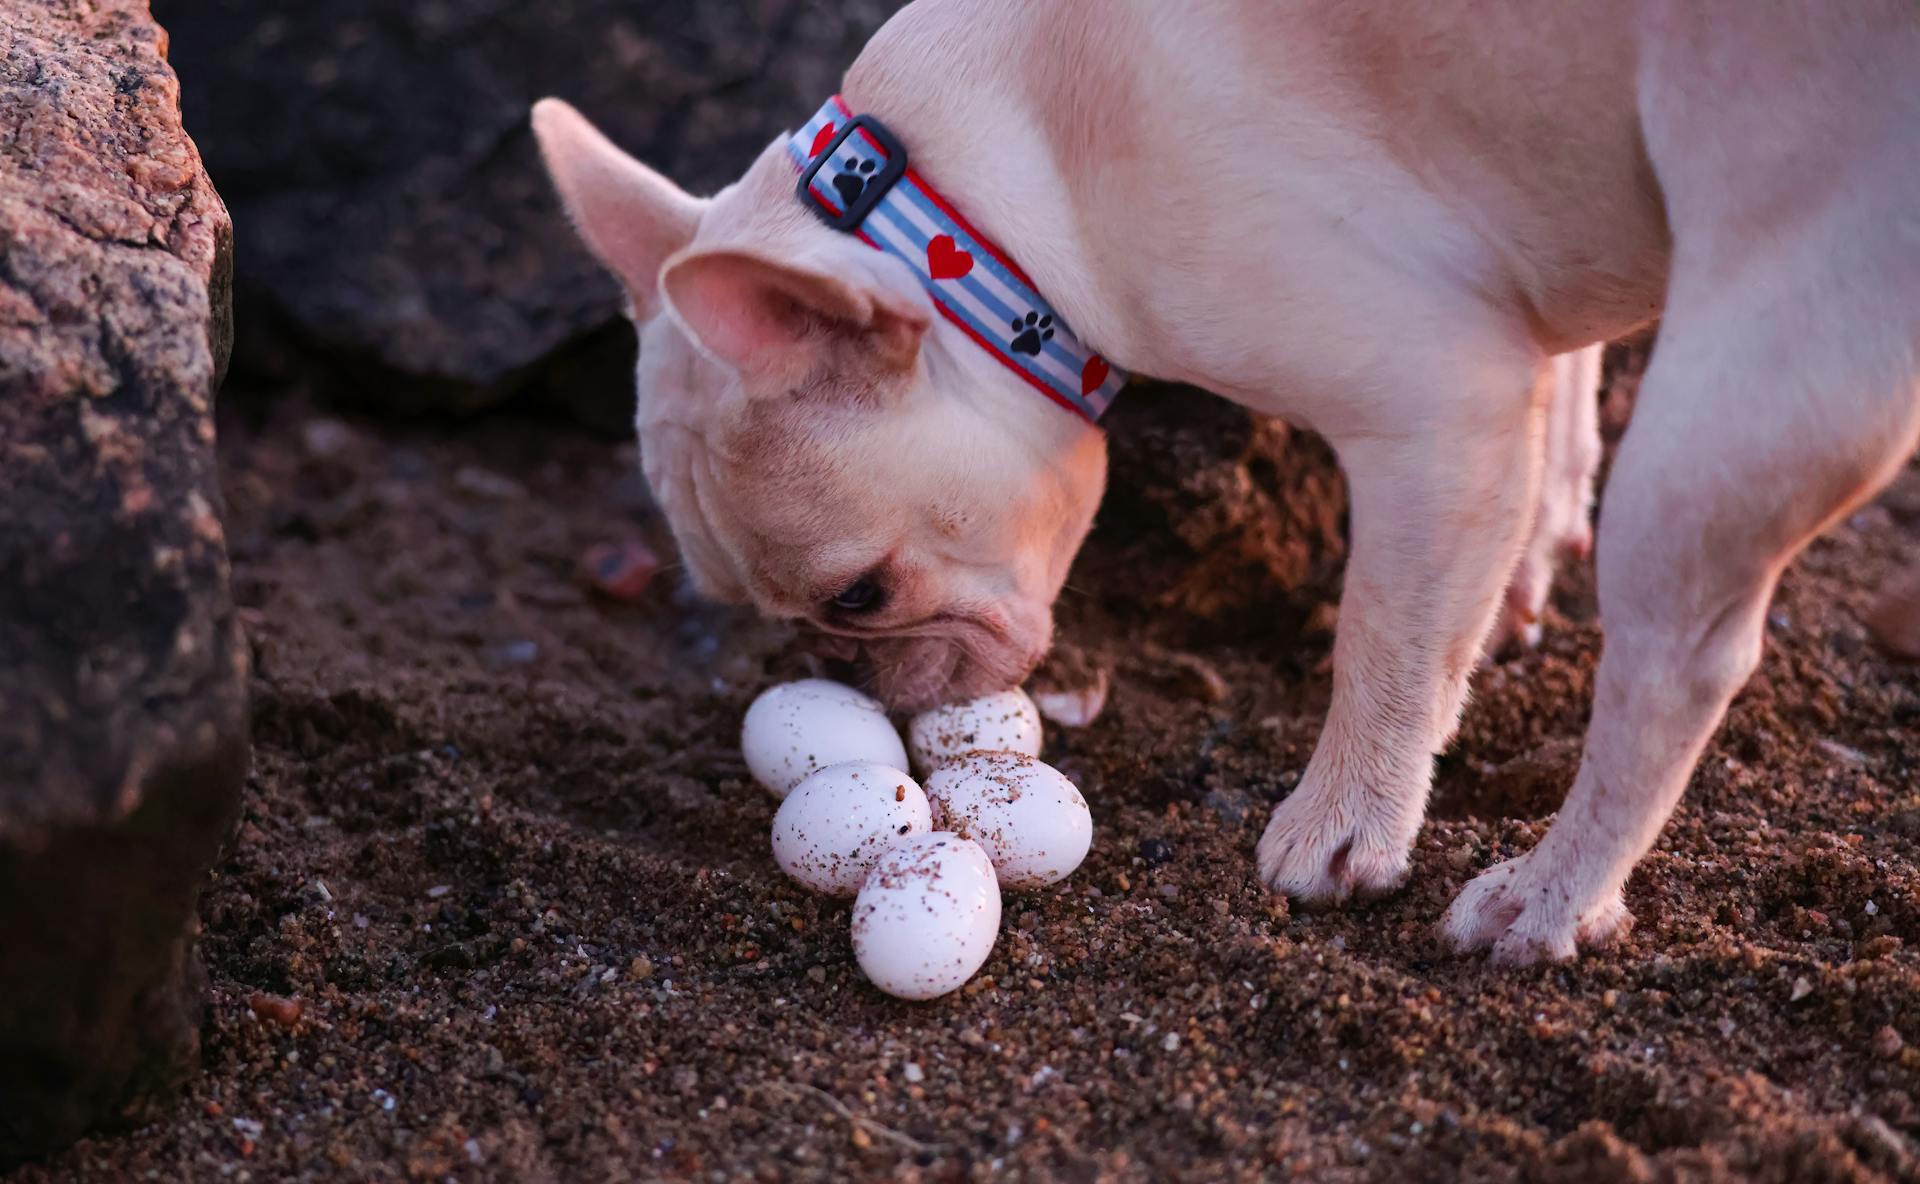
905,689 -> 1043,775
852,833 -> 1001,1000
769,762 -> 932,897
923,752 -> 1092,888
741,679 -> 909,798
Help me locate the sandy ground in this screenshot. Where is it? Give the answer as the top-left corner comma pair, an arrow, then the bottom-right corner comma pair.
10,370 -> 1919,1182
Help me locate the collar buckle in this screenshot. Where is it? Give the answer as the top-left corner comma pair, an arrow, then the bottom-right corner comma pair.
796,114 -> 910,231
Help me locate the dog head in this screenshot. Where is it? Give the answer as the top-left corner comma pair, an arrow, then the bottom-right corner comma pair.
532,100 -> 1108,710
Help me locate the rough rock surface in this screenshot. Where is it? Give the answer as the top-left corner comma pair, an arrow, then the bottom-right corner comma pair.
0,0 -> 244,1163
155,0 -> 897,428
1866,469 -> 1920,661
1087,385 -> 1347,641
1868,559 -> 1920,661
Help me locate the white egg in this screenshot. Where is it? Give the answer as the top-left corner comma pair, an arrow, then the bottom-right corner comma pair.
769,762 -> 932,897
741,679 -> 909,798
906,689 -> 1044,775
923,752 -> 1092,888
852,833 -> 1001,1000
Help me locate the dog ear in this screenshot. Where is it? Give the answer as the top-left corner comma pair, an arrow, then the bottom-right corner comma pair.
531,98 -> 704,320
660,246 -> 930,390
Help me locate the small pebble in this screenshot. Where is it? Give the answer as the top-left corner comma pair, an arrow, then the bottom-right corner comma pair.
577,541 -> 660,601
299,417 -> 359,460
1873,1026 -> 1905,1059
386,448 -> 431,481
1138,837 -> 1174,867
489,640 -> 540,666
247,993 -> 302,1029
903,1062 -> 925,1083
452,465 -> 526,501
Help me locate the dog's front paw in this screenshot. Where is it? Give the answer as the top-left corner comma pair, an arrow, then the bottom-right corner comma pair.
1257,781 -> 1417,903
1442,850 -> 1631,965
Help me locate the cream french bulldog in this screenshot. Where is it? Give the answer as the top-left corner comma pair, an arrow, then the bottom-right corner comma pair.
533,0 -> 1920,963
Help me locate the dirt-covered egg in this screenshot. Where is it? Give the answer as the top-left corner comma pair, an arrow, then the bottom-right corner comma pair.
906,689 -> 1043,775
769,762 -> 931,897
923,752 -> 1092,888
741,679 -> 909,798
852,833 -> 1001,1000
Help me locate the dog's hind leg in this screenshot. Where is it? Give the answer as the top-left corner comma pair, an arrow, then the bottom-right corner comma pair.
1446,223 -> 1920,963
1488,344 -> 1604,656
1447,0 -> 1920,963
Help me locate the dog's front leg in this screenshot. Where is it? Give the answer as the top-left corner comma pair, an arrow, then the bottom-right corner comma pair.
1259,355 -> 1544,901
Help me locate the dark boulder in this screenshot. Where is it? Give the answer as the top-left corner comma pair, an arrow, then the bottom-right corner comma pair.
1869,558 -> 1920,662
1076,384 -> 1348,645
156,0 -> 898,429
0,0 -> 245,1161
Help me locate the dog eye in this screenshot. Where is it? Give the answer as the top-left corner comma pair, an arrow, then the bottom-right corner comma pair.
831,578 -> 884,613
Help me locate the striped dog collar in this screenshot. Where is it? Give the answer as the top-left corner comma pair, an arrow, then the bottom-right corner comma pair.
787,96 -> 1125,422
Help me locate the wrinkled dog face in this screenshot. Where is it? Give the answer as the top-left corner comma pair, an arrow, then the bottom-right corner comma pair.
534,101 -> 1107,709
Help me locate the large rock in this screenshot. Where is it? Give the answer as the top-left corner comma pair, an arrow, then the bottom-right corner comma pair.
0,0 -> 244,1162
1076,384 -> 1348,642
156,0 -> 898,429
1869,560 -> 1920,661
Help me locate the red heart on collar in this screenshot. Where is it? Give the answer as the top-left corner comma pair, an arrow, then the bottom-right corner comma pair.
926,234 -> 974,280
1080,355 -> 1111,396
809,123 -> 837,158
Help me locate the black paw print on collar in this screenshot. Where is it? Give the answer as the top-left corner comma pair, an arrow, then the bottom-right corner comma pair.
831,157 -> 878,208
1009,311 -> 1054,356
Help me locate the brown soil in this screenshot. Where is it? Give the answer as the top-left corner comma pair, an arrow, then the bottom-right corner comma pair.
12,370 -> 1920,1183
